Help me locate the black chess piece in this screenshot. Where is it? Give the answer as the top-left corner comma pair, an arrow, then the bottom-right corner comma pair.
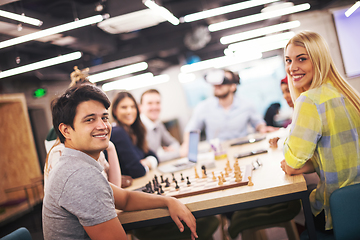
165,178 -> 170,188
148,181 -> 154,193
160,175 -> 164,183
175,180 -> 180,190
201,165 -> 207,176
180,173 -> 185,181
172,173 -> 176,182
186,176 -> 191,185
159,185 -> 164,194
154,175 -> 159,185
152,179 -> 158,191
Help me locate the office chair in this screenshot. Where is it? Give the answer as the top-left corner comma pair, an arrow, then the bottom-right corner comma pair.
330,183 -> 360,240
0,227 -> 32,240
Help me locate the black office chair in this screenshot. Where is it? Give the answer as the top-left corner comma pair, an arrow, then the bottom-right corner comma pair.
0,227 -> 32,240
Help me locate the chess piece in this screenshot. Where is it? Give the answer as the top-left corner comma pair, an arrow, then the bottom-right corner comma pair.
186,176 -> 191,186
181,173 -> 185,181
175,180 -> 180,190
201,165 -> 207,176
226,160 -> 232,172
194,168 -> 199,179
212,172 -> 216,181
221,172 -> 226,182
172,173 -> 176,182
202,169 -> 207,179
165,178 -> 170,188
157,187 -> 162,195
159,185 -> 164,194
248,176 -> 254,186
235,172 -> 241,182
160,175 -> 164,183
218,176 -> 223,186
224,168 -> 229,177
148,181 -> 154,193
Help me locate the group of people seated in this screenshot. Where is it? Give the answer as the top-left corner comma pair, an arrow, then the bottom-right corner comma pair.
42,30 -> 360,240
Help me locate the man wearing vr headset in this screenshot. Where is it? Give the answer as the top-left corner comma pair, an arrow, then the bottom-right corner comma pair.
181,69 -> 275,155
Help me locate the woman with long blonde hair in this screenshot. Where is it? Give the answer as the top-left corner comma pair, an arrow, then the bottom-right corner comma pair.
280,31 -> 360,232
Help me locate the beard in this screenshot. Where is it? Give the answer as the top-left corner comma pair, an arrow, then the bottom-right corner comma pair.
214,89 -> 231,99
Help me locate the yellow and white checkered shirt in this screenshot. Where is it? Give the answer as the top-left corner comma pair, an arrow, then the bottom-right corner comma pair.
284,81 -> 360,230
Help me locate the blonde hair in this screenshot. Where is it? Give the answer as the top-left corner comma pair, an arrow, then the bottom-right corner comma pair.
285,31 -> 360,114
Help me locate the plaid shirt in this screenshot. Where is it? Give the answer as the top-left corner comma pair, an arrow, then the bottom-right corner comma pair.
284,81 -> 360,230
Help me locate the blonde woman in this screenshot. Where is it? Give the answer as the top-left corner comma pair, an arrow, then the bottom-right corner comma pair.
280,31 -> 360,232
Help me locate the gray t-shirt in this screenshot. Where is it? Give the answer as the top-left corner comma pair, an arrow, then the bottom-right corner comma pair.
42,148 -> 118,240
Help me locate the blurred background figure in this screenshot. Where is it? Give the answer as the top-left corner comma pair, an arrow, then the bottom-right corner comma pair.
264,102 -> 281,127
140,89 -> 180,162
111,91 -> 158,179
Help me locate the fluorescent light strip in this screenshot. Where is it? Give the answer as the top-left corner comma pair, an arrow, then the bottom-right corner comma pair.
0,51 -> 82,79
180,53 -> 262,73
0,15 -> 105,49
345,1 -> 360,17
102,73 -> 170,91
88,62 -> 148,83
0,10 -> 43,26
228,31 -> 295,51
183,0 -> 280,22
209,3 -> 309,32
144,0 -> 179,25
220,20 -> 300,44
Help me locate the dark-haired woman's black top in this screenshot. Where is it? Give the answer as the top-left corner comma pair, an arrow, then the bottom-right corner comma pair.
110,125 -> 157,178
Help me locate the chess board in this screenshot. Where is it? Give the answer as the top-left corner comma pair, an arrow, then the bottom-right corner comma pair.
136,164 -> 252,198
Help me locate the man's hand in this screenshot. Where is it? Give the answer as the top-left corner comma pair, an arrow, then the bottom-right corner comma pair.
166,197 -> 198,240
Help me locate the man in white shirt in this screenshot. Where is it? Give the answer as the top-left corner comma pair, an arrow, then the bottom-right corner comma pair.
140,89 -> 181,162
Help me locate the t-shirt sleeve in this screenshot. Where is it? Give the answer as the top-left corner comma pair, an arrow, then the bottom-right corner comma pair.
58,167 -> 117,227
283,95 -> 322,169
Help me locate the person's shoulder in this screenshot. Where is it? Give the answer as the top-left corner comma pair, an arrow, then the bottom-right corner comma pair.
301,82 -> 341,105
196,97 -> 217,109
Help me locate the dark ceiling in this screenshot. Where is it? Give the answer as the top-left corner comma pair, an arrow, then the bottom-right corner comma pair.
0,0 -> 355,87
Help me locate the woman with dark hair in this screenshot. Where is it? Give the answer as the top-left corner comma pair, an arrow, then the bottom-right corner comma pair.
111,91 -> 158,178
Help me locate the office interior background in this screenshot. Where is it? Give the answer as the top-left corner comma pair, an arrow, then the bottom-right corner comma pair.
0,0 -> 359,238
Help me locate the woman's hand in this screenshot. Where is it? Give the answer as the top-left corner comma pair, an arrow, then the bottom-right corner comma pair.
165,197 -> 198,240
281,159 -> 315,175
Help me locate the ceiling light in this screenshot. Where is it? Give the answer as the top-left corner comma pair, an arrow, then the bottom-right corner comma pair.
0,14 -> 106,49
209,3 -> 309,32
183,0 -> 280,22
180,53 -> 262,73
143,0 -> 179,25
0,51 -> 82,79
228,31 -> 294,51
0,9 -> 43,26
345,1 -> 360,17
220,20 -> 300,44
229,39 -> 290,55
88,62 -> 148,83
102,73 -> 170,91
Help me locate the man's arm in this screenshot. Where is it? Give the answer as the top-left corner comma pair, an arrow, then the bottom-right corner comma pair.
83,217 -> 127,240
280,159 -> 315,175
256,123 -> 279,133
109,183 -> 198,239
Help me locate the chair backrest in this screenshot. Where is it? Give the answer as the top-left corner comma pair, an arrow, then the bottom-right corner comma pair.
0,227 -> 32,240
330,183 -> 360,240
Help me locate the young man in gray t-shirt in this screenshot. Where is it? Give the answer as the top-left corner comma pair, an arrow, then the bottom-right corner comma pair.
43,85 -> 197,240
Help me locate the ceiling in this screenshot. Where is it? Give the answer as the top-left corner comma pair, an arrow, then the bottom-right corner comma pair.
0,0 -> 355,87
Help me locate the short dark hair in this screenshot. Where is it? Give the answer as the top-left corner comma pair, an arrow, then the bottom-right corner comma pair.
140,89 -> 160,104
52,84 -> 110,143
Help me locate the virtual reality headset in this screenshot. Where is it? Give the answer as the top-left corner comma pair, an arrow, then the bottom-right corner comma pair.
204,69 -> 240,85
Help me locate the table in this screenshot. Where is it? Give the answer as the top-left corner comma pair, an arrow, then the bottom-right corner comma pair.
118,134 -> 317,240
